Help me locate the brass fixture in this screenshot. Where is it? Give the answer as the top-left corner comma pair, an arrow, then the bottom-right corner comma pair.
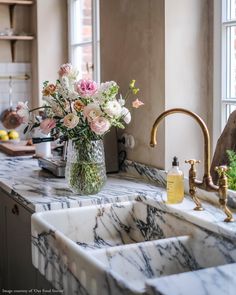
0,74 -> 30,80
150,108 -> 234,222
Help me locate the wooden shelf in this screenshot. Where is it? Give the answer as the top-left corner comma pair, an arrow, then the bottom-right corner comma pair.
0,0 -> 34,61
0,0 -> 33,5
0,35 -> 34,61
0,35 -> 34,40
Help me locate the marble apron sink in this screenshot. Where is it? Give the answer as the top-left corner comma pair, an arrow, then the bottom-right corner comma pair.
31,199 -> 236,295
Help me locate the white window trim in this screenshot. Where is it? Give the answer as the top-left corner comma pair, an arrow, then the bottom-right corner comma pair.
67,0 -> 100,82
213,0 -> 222,150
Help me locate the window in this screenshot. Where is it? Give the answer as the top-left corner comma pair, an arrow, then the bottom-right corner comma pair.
221,0 -> 236,126
68,0 -> 100,82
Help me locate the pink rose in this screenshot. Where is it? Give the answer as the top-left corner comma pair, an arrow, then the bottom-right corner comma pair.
90,117 -> 111,135
58,63 -> 73,77
40,118 -> 56,134
16,101 -> 29,124
75,79 -> 97,97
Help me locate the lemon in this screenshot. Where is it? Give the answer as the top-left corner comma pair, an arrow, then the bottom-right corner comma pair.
8,130 -> 19,140
0,130 -> 7,137
0,134 -> 9,141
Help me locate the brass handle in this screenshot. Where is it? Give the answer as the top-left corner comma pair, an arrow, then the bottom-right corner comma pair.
215,165 -> 228,176
185,159 -> 201,167
12,204 -> 19,215
185,159 -> 203,211
215,165 -> 234,222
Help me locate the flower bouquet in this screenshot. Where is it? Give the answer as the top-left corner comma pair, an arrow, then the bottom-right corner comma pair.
16,63 -> 144,195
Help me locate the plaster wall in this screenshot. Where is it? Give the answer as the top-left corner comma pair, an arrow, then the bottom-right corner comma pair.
100,0 -> 166,169
165,0 -> 212,176
100,0 -> 213,177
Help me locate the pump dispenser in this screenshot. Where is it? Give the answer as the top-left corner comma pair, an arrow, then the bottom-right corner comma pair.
166,156 -> 184,204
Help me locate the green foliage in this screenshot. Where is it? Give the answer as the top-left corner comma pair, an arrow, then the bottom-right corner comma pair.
226,150 -> 236,190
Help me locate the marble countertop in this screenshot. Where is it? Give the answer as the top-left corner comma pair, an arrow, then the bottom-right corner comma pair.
0,155 -> 166,213
1,155 -> 236,294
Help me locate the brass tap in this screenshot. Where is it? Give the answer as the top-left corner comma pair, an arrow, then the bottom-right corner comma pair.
150,108 -> 234,222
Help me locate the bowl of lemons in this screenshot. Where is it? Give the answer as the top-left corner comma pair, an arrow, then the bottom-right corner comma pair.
0,129 -> 20,143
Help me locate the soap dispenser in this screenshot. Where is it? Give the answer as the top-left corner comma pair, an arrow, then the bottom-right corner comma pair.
166,156 -> 184,204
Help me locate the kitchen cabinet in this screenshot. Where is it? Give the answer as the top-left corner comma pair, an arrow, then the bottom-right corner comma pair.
0,188 -> 52,290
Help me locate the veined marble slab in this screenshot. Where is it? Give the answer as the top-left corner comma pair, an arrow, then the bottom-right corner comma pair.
31,199 -> 236,295
0,156 -> 236,294
146,263 -> 236,295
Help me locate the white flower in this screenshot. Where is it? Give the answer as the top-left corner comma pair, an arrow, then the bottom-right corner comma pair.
16,101 -> 29,124
51,102 -> 64,117
103,100 -> 122,117
83,103 -> 102,122
121,107 -> 131,124
118,94 -> 125,106
63,113 -> 80,129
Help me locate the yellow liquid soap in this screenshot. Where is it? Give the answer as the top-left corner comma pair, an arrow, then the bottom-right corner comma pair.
166,157 -> 184,204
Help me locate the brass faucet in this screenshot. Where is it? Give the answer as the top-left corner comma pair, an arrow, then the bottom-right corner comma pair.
150,108 -> 234,222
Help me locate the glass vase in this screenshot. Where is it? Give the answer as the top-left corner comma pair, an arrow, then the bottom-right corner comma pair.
65,139 -> 107,195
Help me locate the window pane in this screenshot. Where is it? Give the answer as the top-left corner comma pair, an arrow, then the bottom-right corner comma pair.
226,26 -> 236,98
226,0 -> 236,20
72,44 -> 93,80
224,104 -> 236,123
71,0 -> 92,44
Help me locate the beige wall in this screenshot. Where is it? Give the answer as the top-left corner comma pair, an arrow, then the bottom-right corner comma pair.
100,0 -> 166,169
33,0 -> 68,107
165,0 -> 213,176
100,0 -> 213,176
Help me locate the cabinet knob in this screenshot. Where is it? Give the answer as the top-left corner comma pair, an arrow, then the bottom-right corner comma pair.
12,204 -> 19,215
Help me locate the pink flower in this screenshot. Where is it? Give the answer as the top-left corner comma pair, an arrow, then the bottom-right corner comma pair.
75,79 -> 97,97
132,98 -> 144,109
90,117 -> 111,135
16,101 -> 29,124
58,63 -> 73,77
40,118 -> 56,134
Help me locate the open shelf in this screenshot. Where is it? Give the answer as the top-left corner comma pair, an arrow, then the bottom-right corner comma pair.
0,0 -> 33,5
0,35 -> 34,40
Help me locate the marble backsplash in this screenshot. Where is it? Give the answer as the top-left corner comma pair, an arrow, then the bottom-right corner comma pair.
121,159 -> 236,209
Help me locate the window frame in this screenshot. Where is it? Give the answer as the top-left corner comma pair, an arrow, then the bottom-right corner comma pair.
67,0 -> 100,82
214,0 -> 236,149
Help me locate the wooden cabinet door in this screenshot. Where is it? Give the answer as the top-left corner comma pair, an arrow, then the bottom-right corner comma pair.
0,189 -> 53,290
5,198 -> 37,290
0,192 -> 6,289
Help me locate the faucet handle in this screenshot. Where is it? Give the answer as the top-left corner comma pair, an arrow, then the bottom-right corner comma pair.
214,165 -> 234,222
185,159 -> 203,211
185,159 -> 201,168
215,165 -> 228,177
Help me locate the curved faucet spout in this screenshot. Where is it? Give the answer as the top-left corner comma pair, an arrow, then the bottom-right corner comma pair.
150,108 -> 211,178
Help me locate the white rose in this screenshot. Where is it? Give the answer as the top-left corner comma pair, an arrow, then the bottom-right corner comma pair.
16,101 -> 29,124
121,107 -> 131,124
83,103 -> 102,122
63,113 -> 80,129
103,100 -> 122,117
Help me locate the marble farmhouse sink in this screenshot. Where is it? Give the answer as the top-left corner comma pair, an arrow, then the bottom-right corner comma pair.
31,199 -> 236,295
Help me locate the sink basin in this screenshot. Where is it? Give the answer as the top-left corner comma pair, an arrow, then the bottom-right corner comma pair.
31,199 -> 236,295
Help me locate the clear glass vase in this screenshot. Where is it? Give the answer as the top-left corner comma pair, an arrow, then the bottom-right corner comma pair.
65,139 -> 107,195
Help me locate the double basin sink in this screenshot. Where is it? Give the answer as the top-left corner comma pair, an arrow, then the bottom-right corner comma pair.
31,198 -> 236,295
